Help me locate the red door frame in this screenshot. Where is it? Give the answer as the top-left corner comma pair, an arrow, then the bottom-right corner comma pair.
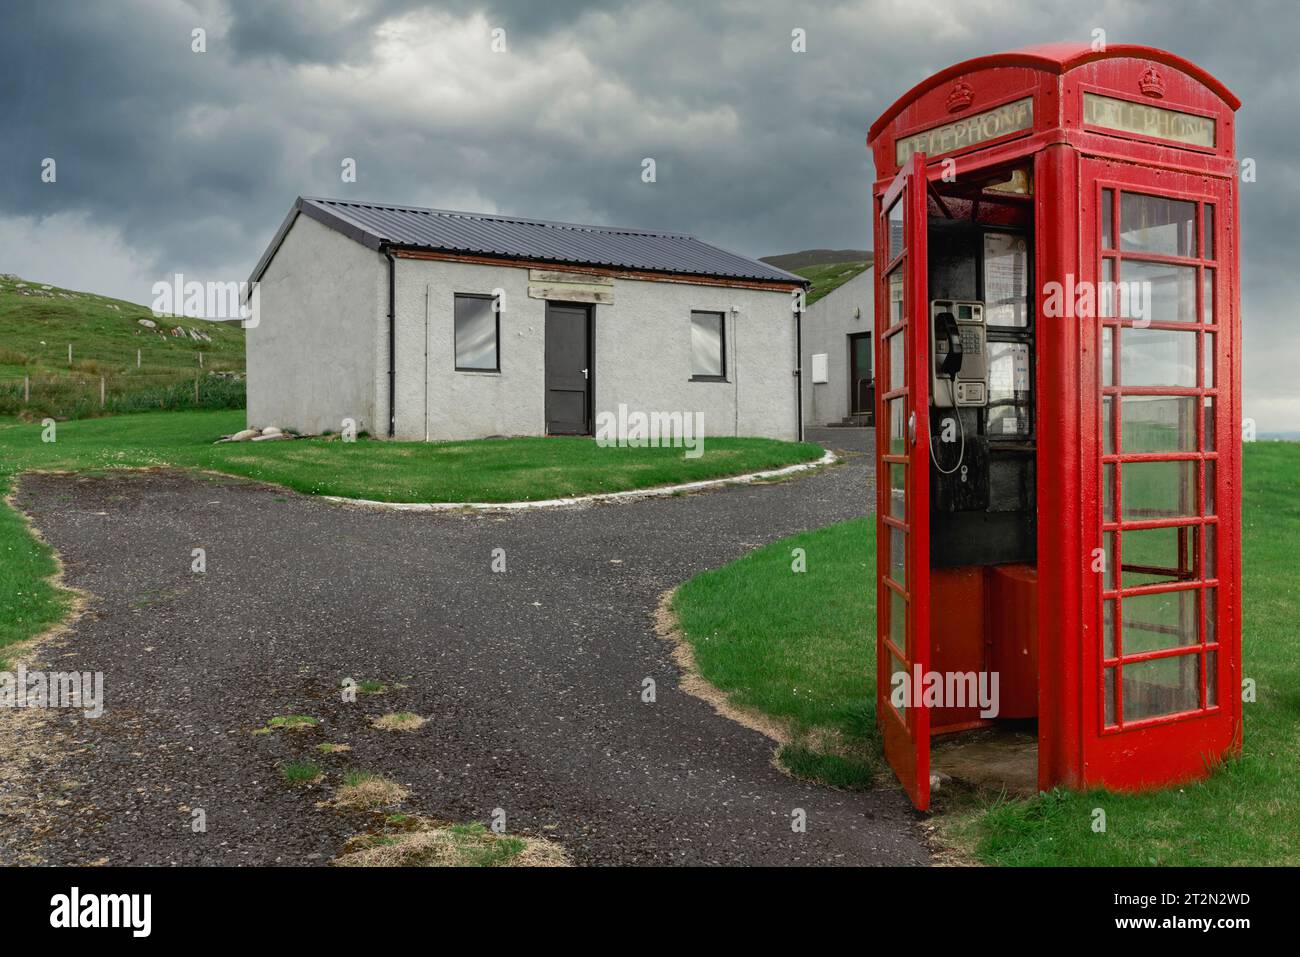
874,153 -> 932,811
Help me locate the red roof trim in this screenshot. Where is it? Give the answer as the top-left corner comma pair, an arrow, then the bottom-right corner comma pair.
867,43 -> 1240,144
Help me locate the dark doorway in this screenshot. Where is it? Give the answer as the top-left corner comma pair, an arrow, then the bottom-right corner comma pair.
849,332 -> 874,419
545,302 -> 592,435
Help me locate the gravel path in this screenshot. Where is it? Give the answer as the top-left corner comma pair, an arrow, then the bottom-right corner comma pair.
1,428 -> 929,866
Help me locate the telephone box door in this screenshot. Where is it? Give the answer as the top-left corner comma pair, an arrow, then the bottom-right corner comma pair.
875,153 -> 932,811
1081,158 -> 1241,787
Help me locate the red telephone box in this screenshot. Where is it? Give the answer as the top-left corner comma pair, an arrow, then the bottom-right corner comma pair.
868,44 -> 1241,811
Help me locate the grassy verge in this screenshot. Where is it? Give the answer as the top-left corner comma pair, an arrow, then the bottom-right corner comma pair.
0,488 -> 73,672
0,409 -> 824,666
671,443 -> 1300,865
673,517 -> 880,788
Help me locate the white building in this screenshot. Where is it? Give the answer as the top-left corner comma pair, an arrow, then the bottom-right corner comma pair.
245,197 -> 809,442
801,266 -> 875,427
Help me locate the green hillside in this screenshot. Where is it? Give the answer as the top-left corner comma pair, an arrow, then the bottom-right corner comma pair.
794,260 -> 871,304
0,274 -> 245,419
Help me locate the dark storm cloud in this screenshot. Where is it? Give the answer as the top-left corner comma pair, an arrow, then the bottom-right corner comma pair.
0,0 -> 1295,426
221,0 -> 631,64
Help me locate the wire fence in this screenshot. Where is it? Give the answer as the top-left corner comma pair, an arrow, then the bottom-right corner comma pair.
0,372 -> 245,419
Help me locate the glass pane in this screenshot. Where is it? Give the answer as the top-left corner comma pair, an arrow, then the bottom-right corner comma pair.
888,463 -> 906,520
889,331 -> 905,391
889,526 -> 906,588
1204,523 -> 1217,580
1123,590 -> 1199,653
890,587 -> 906,653
1101,259 -> 1115,317
1104,666 -> 1118,725
690,312 -> 724,377
1103,464 -> 1116,522
1121,396 -> 1195,452
1124,260 -> 1197,324
888,268 -> 904,327
984,232 -> 1029,328
887,198 -> 905,262
453,295 -> 499,370
1122,460 -> 1196,519
1121,327 -> 1196,387
1101,189 -> 1114,249
1203,204 -> 1215,260
1104,601 -> 1117,658
1120,192 -> 1196,257
1103,396 -> 1114,453
1206,588 -> 1217,644
1101,326 -> 1114,385
890,652 -> 908,717
1104,532 -> 1118,590
1123,654 -> 1200,721
1202,268 -> 1215,324
888,398 -> 907,455
986,341 -> 1030,438
1121,525 -> 1195,587
1204,459 -> 1216,516
1206,649 -> 1218,707
1203,397 -> 1216,451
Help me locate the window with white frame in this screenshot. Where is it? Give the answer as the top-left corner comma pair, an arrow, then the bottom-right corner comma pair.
454,294 -> 499,371
690,310 -> 725,380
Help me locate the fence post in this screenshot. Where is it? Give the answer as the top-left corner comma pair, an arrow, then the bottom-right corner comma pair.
100,376 -> 106,409
198,352 -> 204,368
137,348 -> 141,368
194,376 -> 200,405
24,375 -> 30,404
68,343 -> 73,366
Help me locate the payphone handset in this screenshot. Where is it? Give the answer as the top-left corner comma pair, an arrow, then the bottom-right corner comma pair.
930,299 -> 989,408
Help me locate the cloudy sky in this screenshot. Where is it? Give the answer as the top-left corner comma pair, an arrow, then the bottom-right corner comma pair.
1,0 -> 1295,429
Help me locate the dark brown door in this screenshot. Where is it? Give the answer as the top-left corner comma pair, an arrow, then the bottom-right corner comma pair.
849,332 -> 874,416
545,303 -> 592,435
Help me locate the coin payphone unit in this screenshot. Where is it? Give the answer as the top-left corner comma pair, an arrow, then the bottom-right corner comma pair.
869,43 -> 1242,811
930,300 -> 988,408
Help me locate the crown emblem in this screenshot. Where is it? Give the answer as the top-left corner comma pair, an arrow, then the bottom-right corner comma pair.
946,81 -> 975,113
1138,66 -> 1165,98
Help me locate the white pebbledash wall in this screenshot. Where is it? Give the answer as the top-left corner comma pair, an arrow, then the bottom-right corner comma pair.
800,266 -> 875,427
249,215 -> 800,442
246,214 -> 386,437
391,256 -> 800,442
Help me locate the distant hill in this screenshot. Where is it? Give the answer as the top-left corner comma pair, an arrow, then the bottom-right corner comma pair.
761,249 -> 873,271
763,249 -> 873,305
0,274 -> 245,419
792,261 -> 871,305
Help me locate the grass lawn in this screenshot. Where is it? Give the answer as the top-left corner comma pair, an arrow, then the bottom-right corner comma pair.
0,408 -> 824,668
672,442 -> 1300,865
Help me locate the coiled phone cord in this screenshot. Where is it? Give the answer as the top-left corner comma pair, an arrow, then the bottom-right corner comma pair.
929,376 -> 966,476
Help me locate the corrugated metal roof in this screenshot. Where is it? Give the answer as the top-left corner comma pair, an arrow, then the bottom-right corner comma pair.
250,196 -> 806,287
